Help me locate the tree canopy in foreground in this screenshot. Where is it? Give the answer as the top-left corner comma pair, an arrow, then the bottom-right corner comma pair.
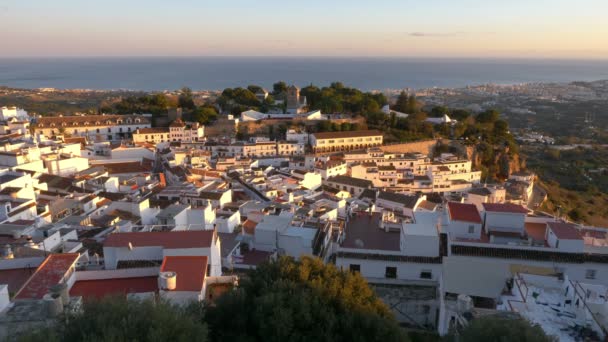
449,315 -> 554,342
19,297 -> 207,342
17,257 -> 555,342
205,256 -> 407,342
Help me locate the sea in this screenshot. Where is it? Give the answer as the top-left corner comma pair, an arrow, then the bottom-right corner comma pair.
0,57 -> 607,91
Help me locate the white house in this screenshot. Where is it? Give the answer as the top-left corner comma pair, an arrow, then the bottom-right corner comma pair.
103,230 -> 222,277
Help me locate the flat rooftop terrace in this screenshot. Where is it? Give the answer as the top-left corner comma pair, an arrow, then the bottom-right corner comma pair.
342,212 -> 400,252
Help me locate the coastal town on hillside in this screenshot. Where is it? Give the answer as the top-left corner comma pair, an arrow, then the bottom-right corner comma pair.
0,81 -> 606,342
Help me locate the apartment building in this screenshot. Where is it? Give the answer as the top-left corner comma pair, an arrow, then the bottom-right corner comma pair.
310,130 -> 383,153
132,127 -> 170,144
35,114 -> 151,142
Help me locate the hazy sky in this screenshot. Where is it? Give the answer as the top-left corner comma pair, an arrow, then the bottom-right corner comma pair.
1,0 -> 607,58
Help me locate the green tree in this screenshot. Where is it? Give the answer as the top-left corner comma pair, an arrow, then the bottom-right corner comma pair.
341,122 -> 352,131
301,85 -> 322,108
272,81 -> 288,95
20,297 -> 207,342
568,208 -> 584,222
206,256 -> 407,342
192,105 -> 219,125
394,91 -> 409,113
450,109 -> 471,121
430,106 -> 450,118
316,120 -> 332,132
247,84 -> 264,94
476,109 -> 500,124
493,119 -> 509,136
406,94 -> 420,114
178,87 -> 196,110
451,316 -> 553,342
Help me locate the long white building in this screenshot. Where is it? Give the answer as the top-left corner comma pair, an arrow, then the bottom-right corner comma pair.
34,114 -> 151,142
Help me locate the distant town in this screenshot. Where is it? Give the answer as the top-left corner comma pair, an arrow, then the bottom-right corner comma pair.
0,80 -> 606,341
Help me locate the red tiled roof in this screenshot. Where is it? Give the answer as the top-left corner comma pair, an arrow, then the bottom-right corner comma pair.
14,253 -> 80,300
0,268 -> 37,294
482,203 -> 528,214
104,230 -> 215,249
70,276 -> 159,299
547,222 -> 582,240
160,256 -> 208,291
448,202 -> 482,224
104,161 -> 153,175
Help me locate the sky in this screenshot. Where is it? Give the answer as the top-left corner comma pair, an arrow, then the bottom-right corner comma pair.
0,0 -> 607,59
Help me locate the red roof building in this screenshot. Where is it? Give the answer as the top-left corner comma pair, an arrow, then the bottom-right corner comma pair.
482,203 -> 528,214
104,230 -> 215,249
14,253 -> 80,300
0,268 -> 37,295
448,202 -> 482,224
70,277 -> 159,299
160,256 -> 208,292
547,222 -> 583,240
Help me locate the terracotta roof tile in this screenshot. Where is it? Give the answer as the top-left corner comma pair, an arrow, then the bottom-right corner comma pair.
482,203 -> 528,214
70,276 -> 158,299
547,222 -> 582,240
14,253 -> 80,300
448,202 -> 482,224
36,114 -> 150,127
104,230 -> 215,249
160,256 -> 208,291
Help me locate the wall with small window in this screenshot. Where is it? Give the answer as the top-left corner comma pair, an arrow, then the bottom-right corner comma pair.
448,220 -> 482,240
336,257 -> 441,283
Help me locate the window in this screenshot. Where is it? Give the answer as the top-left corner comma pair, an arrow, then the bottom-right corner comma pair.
385,267 -> 397,279
586,269 -> 597,280
468,225 -> 475,234
349,264 -> 360,273
420,270 -> 432,279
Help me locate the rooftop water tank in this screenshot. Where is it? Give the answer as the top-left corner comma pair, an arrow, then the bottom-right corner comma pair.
158,271 -> 177,290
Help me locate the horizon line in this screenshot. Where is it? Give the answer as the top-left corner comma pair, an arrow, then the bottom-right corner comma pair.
1,55 -> 608,62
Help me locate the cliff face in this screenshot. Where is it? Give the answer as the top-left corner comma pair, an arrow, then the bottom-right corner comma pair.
462,143 -> 522,180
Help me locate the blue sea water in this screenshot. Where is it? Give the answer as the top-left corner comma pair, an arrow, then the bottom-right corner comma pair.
0,57 -> 607,91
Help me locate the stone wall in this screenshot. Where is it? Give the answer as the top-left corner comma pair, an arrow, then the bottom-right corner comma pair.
205,117 -> 237,138
379,139 -> 439,155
